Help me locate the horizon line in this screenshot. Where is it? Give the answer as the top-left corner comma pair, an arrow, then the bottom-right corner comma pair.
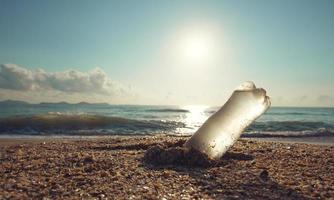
0,99 -> 333,109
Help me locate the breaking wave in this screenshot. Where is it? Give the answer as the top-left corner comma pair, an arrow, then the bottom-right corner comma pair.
242,121 -> 334,137
243,129 -> 334,138
0,113 -> 184,135
246,121 -> 334,132
0,113 -> 333,138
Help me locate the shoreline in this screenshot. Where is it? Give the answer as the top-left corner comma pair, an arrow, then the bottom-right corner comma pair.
0,134 -> 333,147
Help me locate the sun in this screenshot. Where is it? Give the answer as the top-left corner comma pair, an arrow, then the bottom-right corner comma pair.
179,31 -> 214,64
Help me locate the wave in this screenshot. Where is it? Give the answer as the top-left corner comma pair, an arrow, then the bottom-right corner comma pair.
242,128 -> 334,138
246,121 -> 334,132
146,108 -> 190,113
265,112 -> 332,116
0,113 -> 184,135
1,113 -> 334,138
265,112 -> 308,116
244,121 -> 334,138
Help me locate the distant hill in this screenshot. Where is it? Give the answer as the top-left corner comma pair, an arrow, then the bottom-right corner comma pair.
0,100 -> 110,106
0,100 -> 30,106
77,102 -> 110,106
39,101 -> 71,106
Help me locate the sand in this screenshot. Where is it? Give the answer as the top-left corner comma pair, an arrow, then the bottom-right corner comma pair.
0,136 -> 333,199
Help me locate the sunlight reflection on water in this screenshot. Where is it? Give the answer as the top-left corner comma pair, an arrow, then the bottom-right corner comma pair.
176,105 -> 211,134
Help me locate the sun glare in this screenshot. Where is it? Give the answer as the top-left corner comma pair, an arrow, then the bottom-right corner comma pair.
179,31 -> 215,64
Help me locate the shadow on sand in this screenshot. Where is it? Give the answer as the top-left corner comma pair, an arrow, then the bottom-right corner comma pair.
88,139 -> 309,199
140,141 -> 309,199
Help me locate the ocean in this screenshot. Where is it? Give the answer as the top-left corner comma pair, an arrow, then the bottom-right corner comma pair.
0,102 -> 333,139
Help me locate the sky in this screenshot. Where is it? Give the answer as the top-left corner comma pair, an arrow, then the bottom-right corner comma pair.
0,0 -> 333,106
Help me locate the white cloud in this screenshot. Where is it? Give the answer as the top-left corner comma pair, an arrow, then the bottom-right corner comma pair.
0,64 -> 127,95
0,64 -> 35,90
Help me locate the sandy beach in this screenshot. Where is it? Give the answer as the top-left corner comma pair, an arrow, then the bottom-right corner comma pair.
0,136 -> 333,199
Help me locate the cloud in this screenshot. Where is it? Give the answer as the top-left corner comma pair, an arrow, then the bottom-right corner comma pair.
0,64 -> 127,95
0,64 -> 35,90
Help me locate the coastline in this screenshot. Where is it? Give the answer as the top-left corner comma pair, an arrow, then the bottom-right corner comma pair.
1,135 -> 333,199
1,134 -> 333,147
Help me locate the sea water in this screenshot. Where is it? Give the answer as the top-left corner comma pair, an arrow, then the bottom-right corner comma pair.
0,102 -> 333,139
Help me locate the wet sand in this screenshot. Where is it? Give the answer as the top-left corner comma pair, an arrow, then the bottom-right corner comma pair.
0,136 -> 333,199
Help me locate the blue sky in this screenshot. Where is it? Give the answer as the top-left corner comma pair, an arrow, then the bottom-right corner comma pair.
0,0 -> 333,106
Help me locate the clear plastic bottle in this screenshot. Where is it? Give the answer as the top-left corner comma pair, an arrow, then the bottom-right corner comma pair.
184,81 -> 271,159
